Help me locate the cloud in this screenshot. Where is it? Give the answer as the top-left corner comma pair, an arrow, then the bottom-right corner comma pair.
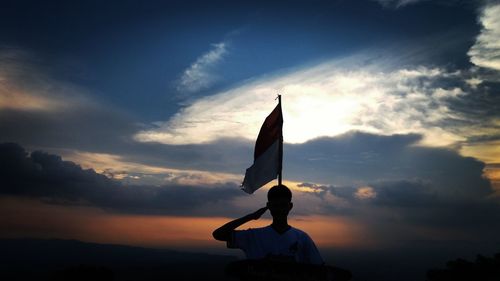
0,48 -> 144,155
468,3 -> 500,71
0,49 -> 85,112
285,132 -> 492,198
176,42 -> 228,94
328,179 -> 500,232
354,186 -> 377,200
60,150 -> 241,185
373,0 -> 427,8
0,91 -> 66,112
0,143 -> 244,216
136,56 -> 472,147
460,139 -> 500,164
0,102 -> 138,154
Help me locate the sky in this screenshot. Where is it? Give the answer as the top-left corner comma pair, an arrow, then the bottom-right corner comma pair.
1,0 -> 500,278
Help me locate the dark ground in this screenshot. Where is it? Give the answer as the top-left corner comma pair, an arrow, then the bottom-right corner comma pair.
0,238 -> 236,281
1,238 -> 498,281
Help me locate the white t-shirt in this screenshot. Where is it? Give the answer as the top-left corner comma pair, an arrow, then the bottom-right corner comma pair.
227,225 -> 324,265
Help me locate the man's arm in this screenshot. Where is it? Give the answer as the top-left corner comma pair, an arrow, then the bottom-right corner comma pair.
212,207 -> 268,242
303,233 -> 324,265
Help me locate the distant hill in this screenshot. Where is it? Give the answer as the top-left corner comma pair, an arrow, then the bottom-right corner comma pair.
0,238 -> 237,281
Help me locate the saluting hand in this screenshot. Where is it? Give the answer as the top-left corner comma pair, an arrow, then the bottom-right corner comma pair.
249,207 -> 268,220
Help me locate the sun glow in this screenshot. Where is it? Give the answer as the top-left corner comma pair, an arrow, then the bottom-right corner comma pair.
285,92 -> 366,144
135,60 -> 468,148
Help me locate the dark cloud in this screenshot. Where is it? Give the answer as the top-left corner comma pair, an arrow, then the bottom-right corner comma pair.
295,177 -> 500,252
325,179 -> 499,225
287,132 -> 491,198
0,143 -> 243,216
4,124 -> 496,220
288,132 -> 500,245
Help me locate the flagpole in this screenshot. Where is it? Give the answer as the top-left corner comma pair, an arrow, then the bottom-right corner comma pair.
278,94 -> 283,186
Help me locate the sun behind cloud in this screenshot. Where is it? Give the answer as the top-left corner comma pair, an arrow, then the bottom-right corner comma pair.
135,59 -> 468,148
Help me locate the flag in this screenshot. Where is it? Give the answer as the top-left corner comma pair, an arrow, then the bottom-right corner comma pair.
242,101 -> 283,194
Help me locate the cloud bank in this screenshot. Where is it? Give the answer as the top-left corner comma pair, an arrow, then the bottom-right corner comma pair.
0,143 -> 243,216
1,131 -> 495,217
284,132 -> 491,200
0,49 -> 89,112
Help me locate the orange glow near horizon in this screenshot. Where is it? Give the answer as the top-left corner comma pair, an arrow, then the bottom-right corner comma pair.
0,196 -> 368,251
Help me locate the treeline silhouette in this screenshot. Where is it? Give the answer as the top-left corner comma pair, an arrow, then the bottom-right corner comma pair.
427,253 -> 500,281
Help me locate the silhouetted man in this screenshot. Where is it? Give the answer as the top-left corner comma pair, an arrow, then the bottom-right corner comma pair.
213,184 -> 324,265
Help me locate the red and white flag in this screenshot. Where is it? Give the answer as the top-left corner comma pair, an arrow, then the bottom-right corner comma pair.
242,101 -> 283,194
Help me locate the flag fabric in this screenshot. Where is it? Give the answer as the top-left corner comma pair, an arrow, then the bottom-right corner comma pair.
242,102 -> 283,194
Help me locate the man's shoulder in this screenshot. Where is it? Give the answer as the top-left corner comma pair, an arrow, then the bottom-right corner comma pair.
289,227 -> 313,239
289,226 -> 307,234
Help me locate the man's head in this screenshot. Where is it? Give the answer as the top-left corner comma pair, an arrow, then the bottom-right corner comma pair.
266,184 -> 293,219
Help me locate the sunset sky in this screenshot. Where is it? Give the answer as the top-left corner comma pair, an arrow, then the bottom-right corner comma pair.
1,0 -> 500,266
